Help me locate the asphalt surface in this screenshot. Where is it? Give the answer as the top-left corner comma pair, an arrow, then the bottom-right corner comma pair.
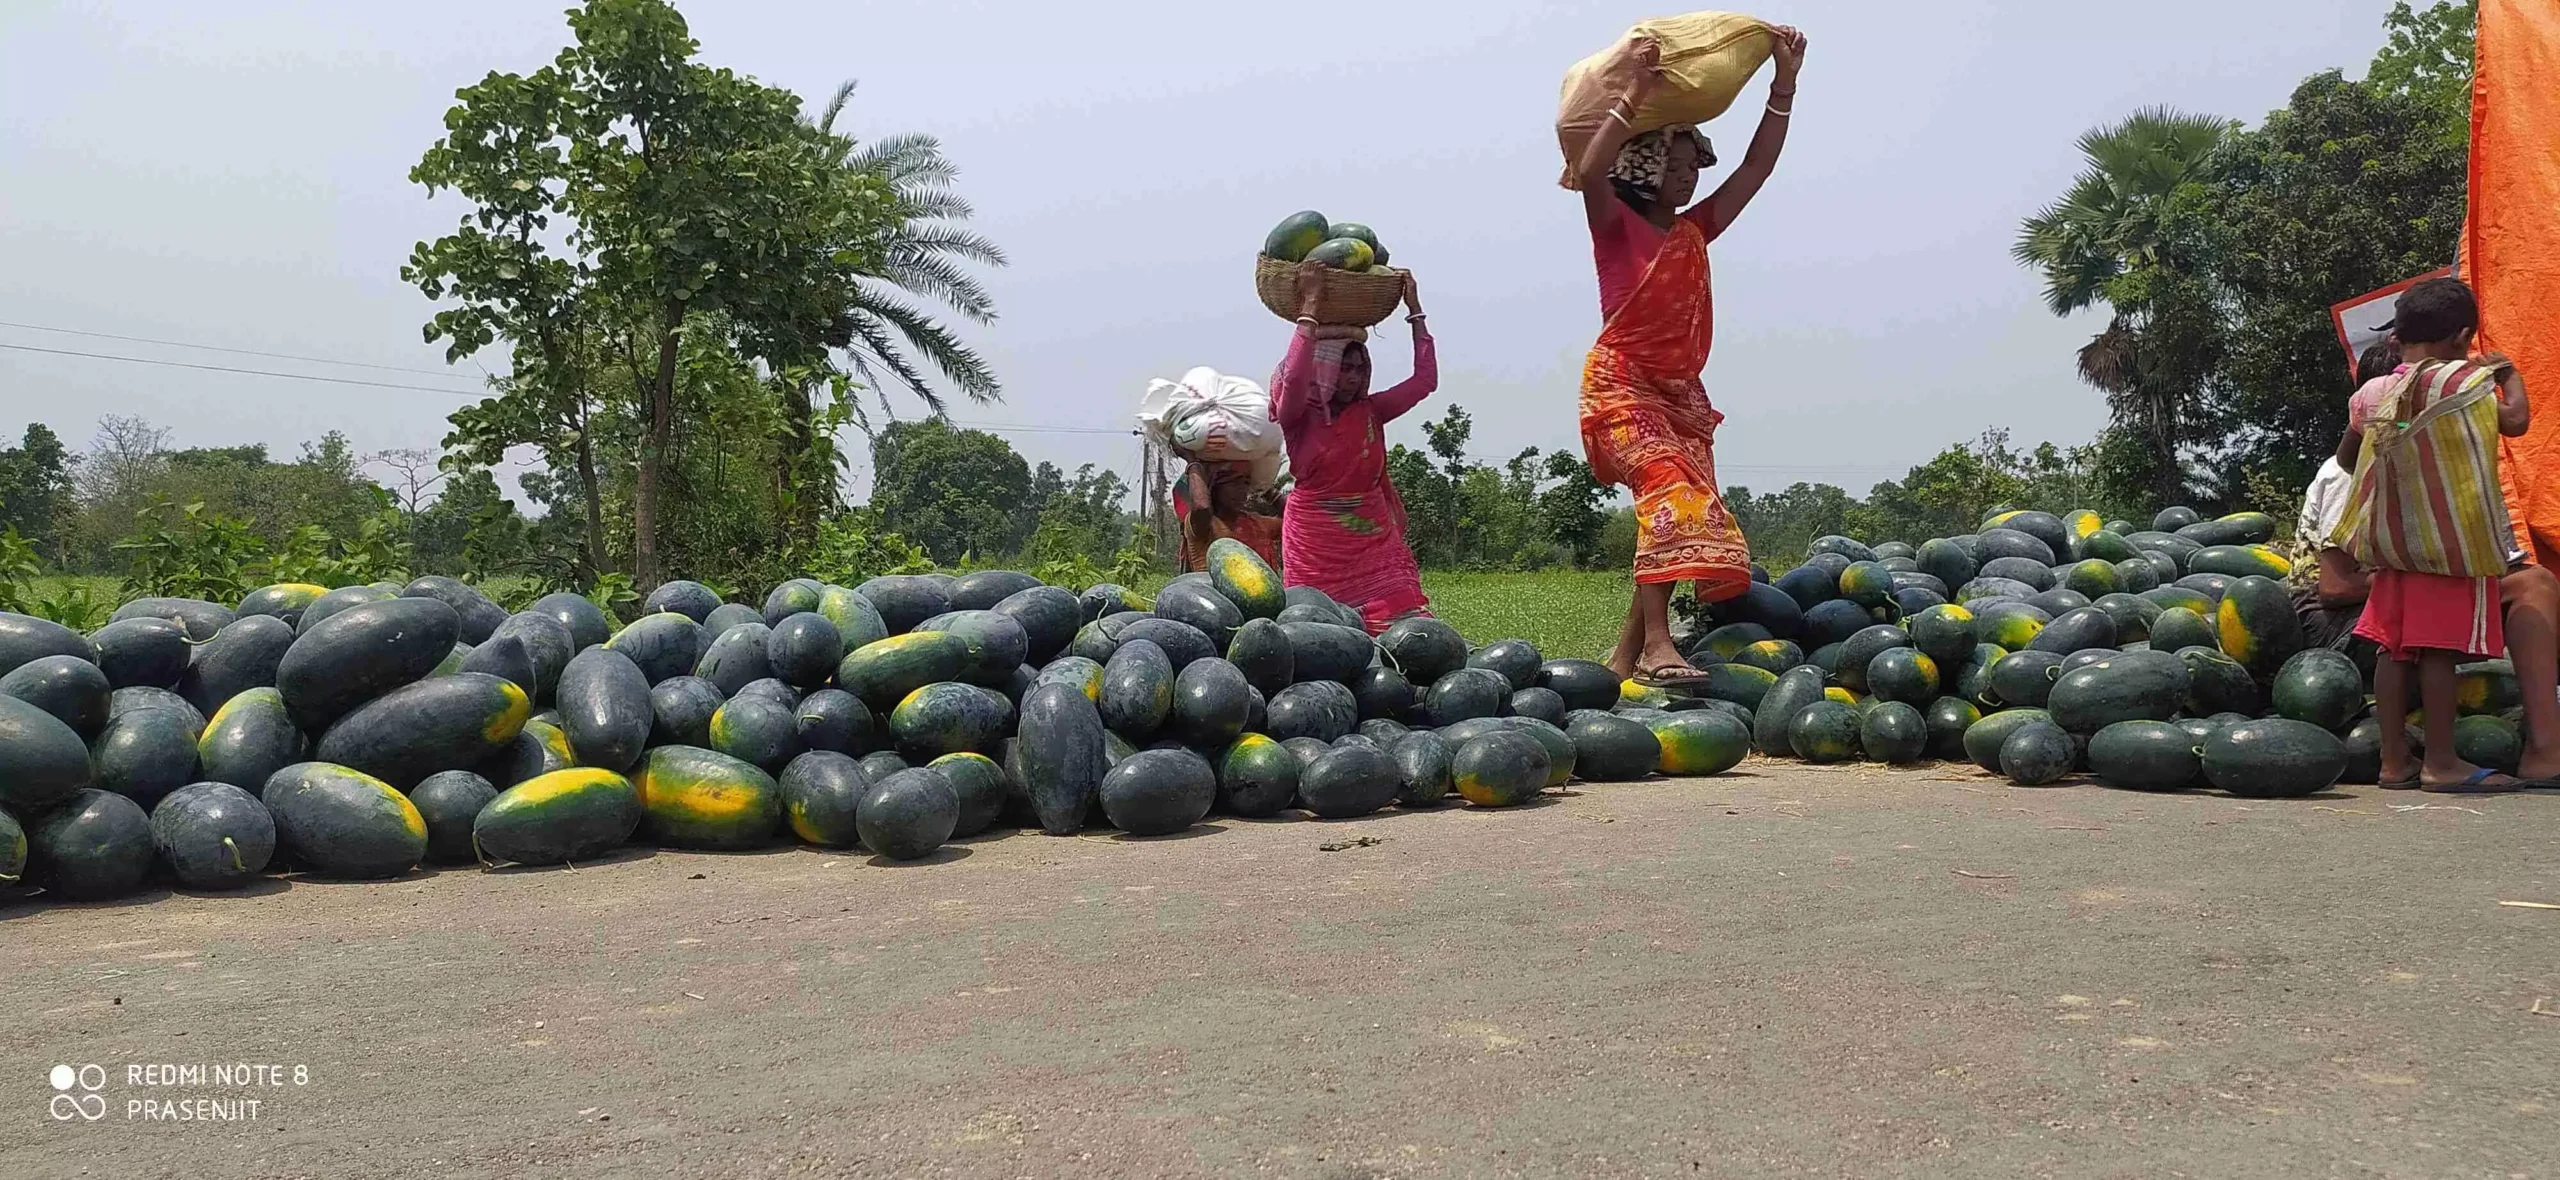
4,761 -> 2556,1179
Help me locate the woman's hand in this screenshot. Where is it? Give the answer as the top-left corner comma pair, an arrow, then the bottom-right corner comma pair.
1620,39 -> 1665,108
1400,272 -> 1423,317
1294,258 -> 1326,319
1769,25 -> 1806,91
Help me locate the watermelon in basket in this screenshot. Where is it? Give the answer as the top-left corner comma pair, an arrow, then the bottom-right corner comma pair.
1255,211 -> 1405,327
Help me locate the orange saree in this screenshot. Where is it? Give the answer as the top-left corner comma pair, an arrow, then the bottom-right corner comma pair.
1578,216 -> 1752,600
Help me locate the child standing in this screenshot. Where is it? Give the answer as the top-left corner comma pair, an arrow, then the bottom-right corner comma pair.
2333,278 -> 2532,792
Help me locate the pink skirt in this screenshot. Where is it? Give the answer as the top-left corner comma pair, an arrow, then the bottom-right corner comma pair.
2352,569 -> 2503,660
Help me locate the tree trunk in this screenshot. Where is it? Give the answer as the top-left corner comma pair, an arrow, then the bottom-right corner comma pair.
572,398 -> 607,582
632,310 -> 683,590
776,379 -> 815,552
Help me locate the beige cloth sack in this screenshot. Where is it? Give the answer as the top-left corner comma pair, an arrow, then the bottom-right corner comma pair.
1557,11 -> 1775,188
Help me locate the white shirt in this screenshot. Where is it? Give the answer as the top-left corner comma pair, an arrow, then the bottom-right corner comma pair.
2298,457 -> 2353,548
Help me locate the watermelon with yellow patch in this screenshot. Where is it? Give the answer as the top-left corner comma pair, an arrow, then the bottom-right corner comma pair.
1973,601 -> 2048,652
635,745 -> 782,850
2215,575 -> 2304,681
2456,660 -> 2521,717
1619,680 -> 1673,709
312,672 -> 530,789
471,767 -> 642,865
237,582 -> 329,626
262,761 -> 426,879
835,631 -> 974,712
2188,544 -> 2292,581
1205,537 -> 1285,621
1262,210 -> 1331,262
1648,711 -> 1750,776
1822,686 -> 1859,708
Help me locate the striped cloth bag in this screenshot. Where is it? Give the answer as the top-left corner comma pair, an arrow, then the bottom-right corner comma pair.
2336,359 -> 2513,578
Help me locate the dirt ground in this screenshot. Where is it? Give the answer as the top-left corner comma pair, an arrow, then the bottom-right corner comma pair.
4,761 -> 2556,1180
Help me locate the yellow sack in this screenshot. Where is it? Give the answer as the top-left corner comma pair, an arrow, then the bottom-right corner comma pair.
1557,11 -> 1775,188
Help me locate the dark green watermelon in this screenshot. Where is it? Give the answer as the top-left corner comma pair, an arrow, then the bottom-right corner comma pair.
2149,607 -> 2217,654
1859,701 -> 1929,764
0,693 -> 94,815
1963,708 -> 2054,773
928,752 -> 1008,838
1537,659 -> 1621,712
886,682 -> 1010,761
112,596 -> 234,641
2086,720 -> 2199,792
2027,607 -> 2117,655
411,770 -> 498,862
1171,657 -> 1253,748
1016,683 -> 1106,834
1151,581 -> 1243,651
1923,697 -> 1980,760
1298,744 -> 1401,817
763,613 -> 845,689
2203,718 -> 2347,797
1570,712 -> 1662,779
1998,722 -> 2076,785
1508,687 -> 1566,725
91,706 -> 201,809
1351,665 -> 1416,720
1099,748 -> 1217,835
1271,622 -> 1367,686
1648,710 -> 1750,775
2045,649 -> 2189,733
818,585 -> 891,650
853,766 -> 956,859
1501,716 -> 1578,786
1226,618 -> 1295,695
92,616 -> 190,689
993,586 -> 1083,665
175,615 -> 297,717
1,653 -> 111,739
470,767 -> 642,865
1266,681 -> 1359,742
1377,617 -> 1468,686
1218,733 -> 1305,816
1866,649 -> 1941,706
1388,730 -> 1452,805
2177,647 -> 2264,717
762,579 -> 827,626
298,585 -> 395,635
917,610 -> 1035,685
1787,701 -> 1863,763
1098,639 -> 1175,739
2453,715 -> 2522,774
713,694 -> 813,772
1466,640 -> 1543,690
2271,649 -> 2364,733
1450,730 -> 1549,807
404,575 -> 508,644
262,762 -> 426,879
315,672 -> 531,789
779,750 -> 870,847
1753,666 -> 1830,756
949,570 -> 1043,613
274,597 -> 461,731
647,675 -> 725,750
1427,668 -> 1508,726
27,788 -> 154,900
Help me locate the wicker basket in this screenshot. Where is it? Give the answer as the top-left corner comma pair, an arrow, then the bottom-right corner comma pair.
1254,255 -> 1406,327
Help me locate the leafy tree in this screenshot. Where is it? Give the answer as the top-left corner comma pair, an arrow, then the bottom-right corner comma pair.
2014,108 -> 2232,505
2368,1 -> 2476,133
2206,70 -> 2467,497
1021,463 -> 1131,567
1537,452 -> 1610,568
0,424 -> 72,561
865,418 -> 1030,563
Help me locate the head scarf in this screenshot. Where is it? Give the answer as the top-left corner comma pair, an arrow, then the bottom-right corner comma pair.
1295,330 -> 1371,425
1608,126 -> 1716,202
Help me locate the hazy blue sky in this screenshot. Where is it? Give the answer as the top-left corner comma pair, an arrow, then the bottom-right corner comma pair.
1,0 -> 2407,505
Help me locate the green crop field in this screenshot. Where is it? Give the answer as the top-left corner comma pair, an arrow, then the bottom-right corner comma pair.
1420,570 -> 1627,663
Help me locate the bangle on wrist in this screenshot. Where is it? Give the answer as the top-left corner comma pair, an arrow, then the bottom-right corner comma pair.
1607,107 -> 1634,128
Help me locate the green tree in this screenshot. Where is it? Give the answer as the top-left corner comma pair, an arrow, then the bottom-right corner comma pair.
865,418 -> 1031,563
2206,70 -> 2468,498
0,424 -> 72,561
2014,108 -> 2233,506
1537,452 -> 1610,568
2368,1 -> 2476,133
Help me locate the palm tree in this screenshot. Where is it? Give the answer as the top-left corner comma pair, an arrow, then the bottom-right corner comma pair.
2014,107 -> 2231,507
811,80 -> 1007,423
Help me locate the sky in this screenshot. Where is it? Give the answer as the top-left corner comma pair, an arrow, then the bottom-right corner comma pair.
0,0 -> 2408,508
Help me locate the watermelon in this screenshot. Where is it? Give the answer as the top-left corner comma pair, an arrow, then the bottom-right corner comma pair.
949,570 -> 1043,613
263,762 -> 426,879
1501,716 -> 1578,786
2177,572 -> 2235,601
634,745 -> 782,850
1983,650 -> 2064,709
2086,720 -> 2199,792
1226,618 -> 1295,695
787,688 -> 868,756
1982,556 -> 2056,591
1216,733 -> 1304,816
888,682 -> 1012,760
1298,744 -> 1400,817
2112,557 -> 2163,594
1351,665 -> 1417,720
1752,666 -> 1828,756
293,585 -> 391,636
1809,535 -> 1877,562
636,580 -> 716,623
112,686 -> 204,736
1976,528 -> 2056,566
143,781 -> 272,889
2177,647 -> 2265,717
410,770 -> 497,862
2,653 -> 111,739
175,615 -> 296,716
1859,701 -> 1929,764
92,706 -> 202,809
711,694 -> 810,772
91,616 -> 190,689
26,788 -> 154,900
2202,719 -> 2347,798
1710,581 -> 1806,640
914,611 -> 1034,688
112,596 -> 236,641
2456,660 -> 2523,716
2142,586 -> 2215,616
1902,604 -> 1974,666
1697,663 -> 1778,711
1017,683 -> 1107,834
316,673 -> 530,788
2188,545 -> 2290,581
2154,506 -> 2201,531
838,631 -> 974,711
1116,617 -> 1217,670
859,750 -> 911,781
396,576 -> 504,645
2454,715 -> 2522,774
0,693 -> 94,815
522,592 -> 608,652
761,579 -> 826,626
1837,561 -> 1896,608
1801,600 -> 1873,650
2045,649 -> 2189,733
1787,701 -> 1862,763
1427,668 -> 1508,726
1325,221 -> 1386,261
816,585 -> 890,650
2215,576 -> 2304,681
1649,710 -> 1750,775
1197,537 -> 1283,622
1450,730 -> 1550,807
1563,712 -> 1658,779
485,717 -> 576,790
640,674 -> 719,750
1923,697 -> 1980,759
993,586 -> 1082,665
0,807 -> 20,885
1267,680 -> 1359,741
1099,748 -> 1217,835
2149,606 -> 2217,654
1972,601 -> 2050,652
1383,730 -> 1450,805
1999,722 -> 2075,785
762,613 -> 845,689
1264,210 -> 1331,262
1171,657 -> 1253,747
1466,639 -> 1542,690
1379,618 -> 1469,686
1834,626 -> 1913,694
2271,649 -> 2364,732
692,622 -> 774,696
1963,707 -> 2054,772
472,767 -> 641,865
2028,607 -> 2118,655
1535,660 -> 1619,712
1697,624 -> 1774,662
2024,588 -> 2092,618
1916,538 -> 1979,591
273,597 -> 461,731
1033,656 -> 1106,703
1099,639 -> 1175,739
1504,687 -> 1562,725
2177,511 -> 2277,547
927,752 -> 1007,837
1866,649 -> 1941,707
1306,237 -> 1375,271
1728,639 -> 1802,675
0,611 -> 97,680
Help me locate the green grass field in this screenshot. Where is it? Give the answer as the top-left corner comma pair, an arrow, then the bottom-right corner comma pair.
29,569 -> 1636,664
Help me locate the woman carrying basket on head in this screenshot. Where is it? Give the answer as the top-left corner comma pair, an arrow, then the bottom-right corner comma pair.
1572,25 -> 1805,686
1269,259 -> 1436,633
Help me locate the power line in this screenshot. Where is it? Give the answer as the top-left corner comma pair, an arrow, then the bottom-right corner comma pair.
0,341 -> 498,396
0,319 -> 485,380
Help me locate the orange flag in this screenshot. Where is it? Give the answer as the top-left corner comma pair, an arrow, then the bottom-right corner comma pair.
2477,0 -> 2560,565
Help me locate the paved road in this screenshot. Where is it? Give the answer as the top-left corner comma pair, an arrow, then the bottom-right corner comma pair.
4,763 -> 2555,1178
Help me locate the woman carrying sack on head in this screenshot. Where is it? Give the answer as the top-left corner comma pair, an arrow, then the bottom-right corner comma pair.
1571,24 -> 1806,686
1173,460 -> 1281,574
1269,259 -> 1436,633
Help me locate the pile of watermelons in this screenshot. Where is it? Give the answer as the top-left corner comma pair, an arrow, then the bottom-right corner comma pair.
1681,503 -> 2528,795
0,539 -> 1756,904
1263,211 -> 1392,272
